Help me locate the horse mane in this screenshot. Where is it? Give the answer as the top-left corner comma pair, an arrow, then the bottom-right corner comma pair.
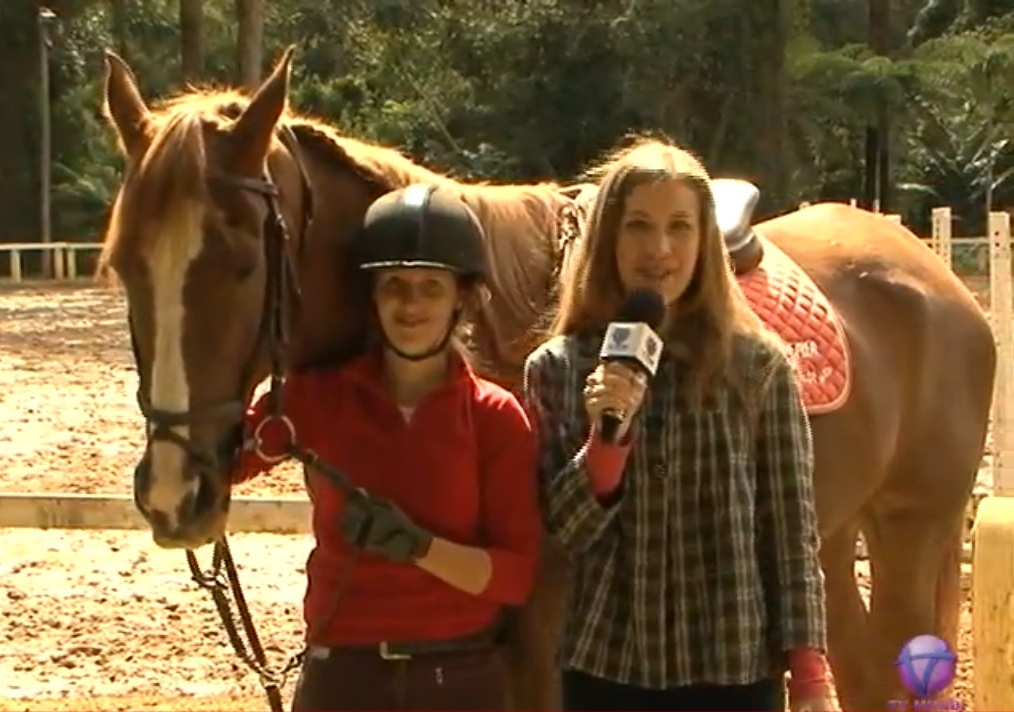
99,85 -> 570,371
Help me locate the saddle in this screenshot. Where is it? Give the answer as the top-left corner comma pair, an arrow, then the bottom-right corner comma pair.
711,178 -> 764,275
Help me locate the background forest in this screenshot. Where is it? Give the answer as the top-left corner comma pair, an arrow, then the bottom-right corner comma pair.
2,0 -> 1014,260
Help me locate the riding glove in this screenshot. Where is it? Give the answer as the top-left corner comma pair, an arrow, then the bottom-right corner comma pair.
340,488 -> 433,563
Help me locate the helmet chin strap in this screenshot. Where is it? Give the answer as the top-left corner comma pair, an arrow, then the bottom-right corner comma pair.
383,308 -> 462,362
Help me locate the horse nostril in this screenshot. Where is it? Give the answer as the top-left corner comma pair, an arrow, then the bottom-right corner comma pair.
133,453 -> 153,517
180,455 -> 225,525
195,467 -> 219,516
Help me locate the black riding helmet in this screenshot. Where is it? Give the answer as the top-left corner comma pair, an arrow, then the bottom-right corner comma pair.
355,183 -> 487,281
355,184 -> 487,361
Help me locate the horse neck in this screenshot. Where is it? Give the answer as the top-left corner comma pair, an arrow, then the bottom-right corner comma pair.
279,141 -> 388,373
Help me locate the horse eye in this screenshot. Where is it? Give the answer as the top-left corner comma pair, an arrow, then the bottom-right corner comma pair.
219,236 -> 258,282
225,216 -> 246,233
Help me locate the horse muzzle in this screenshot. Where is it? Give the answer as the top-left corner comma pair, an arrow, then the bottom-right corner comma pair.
133,423 -> 243,549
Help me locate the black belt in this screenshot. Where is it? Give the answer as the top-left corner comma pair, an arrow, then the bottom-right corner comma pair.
311,628 -> 499,661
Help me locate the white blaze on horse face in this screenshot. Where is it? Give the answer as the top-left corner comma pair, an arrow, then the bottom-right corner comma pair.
143,204 -> 205,528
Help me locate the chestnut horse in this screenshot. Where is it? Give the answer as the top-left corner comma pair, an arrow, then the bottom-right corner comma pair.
100,48 -> 994,711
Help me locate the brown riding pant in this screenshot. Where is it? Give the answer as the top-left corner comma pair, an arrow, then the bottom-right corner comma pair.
290,645 -> 508,711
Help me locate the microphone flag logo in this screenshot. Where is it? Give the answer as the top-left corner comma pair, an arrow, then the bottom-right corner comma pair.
610,326 -> 632,349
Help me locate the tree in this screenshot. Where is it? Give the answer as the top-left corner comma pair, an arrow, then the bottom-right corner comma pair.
0,0 -> 46,242
108,0 -> 129,60
235,0 -> 264,90
179,0 -> 203,80
866,0 -> 893,210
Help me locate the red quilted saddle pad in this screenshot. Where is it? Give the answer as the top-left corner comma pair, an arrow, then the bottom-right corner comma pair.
735,239 -> 851,415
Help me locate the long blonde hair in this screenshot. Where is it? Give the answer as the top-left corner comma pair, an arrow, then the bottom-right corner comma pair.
551,134 -> 773,407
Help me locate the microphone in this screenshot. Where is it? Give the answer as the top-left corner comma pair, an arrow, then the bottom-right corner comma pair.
597,289 -> 666,443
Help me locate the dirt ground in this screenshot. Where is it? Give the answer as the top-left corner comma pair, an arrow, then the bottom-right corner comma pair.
0,527 -> 977,711
0,529 -> 306,709
0,283 -> 306,498
0,282 -> 985,710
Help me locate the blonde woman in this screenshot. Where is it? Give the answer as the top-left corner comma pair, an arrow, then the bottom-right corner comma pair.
522,137 -> 836,712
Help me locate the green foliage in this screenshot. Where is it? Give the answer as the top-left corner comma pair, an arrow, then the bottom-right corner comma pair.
6,0 -> 1014,246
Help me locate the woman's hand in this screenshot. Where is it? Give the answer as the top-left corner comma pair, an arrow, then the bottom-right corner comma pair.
340,489 -> 433,563
583,362 -> 647,439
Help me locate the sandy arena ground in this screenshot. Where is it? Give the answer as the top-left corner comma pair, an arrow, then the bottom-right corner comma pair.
0,283 -> 306,498
0,283 -> 983,710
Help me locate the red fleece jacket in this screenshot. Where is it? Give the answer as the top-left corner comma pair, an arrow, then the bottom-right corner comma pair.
234,349 -> 542,646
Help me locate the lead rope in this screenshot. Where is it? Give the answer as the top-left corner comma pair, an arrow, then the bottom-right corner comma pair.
183,447 -> 363,712
185,498 -> 361,712
186,543 -> 291,711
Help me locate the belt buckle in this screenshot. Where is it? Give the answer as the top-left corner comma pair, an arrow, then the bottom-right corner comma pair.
379,641 -> 412,661
307,645 -> 330,661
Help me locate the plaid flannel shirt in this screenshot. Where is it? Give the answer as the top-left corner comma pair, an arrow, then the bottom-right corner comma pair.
521,330 -> 827,690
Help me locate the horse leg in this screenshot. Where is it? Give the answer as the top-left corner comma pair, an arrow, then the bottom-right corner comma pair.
819,520 -> 870,711
502,537 -> 569,711
935,511 -> 966,655
862,505 -> 966,710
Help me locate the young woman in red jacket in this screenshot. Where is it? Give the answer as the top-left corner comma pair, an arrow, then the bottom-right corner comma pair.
232,183 -> 542,711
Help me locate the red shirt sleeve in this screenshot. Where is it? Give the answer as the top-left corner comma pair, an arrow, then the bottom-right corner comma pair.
474,390 -> 542,605
231,373 -> 316,486
787,647 -> 833,705
584,427 -> 634,500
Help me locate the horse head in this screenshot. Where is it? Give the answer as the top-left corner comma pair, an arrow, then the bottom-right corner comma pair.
99,46 -> 313,549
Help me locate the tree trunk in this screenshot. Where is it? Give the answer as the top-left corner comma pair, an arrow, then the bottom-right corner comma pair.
745,0 -> 790,214
109,0 -> 130,60
179,0 -> 204,82
235,0 -> 265,90
866,0 -> 891,211
0,0 -> 43,245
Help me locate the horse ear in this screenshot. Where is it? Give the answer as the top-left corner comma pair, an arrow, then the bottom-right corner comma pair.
229,45 -> 296,175
559,182 -> 597,202
559,184 -> 587,200
102,50 -> 151,158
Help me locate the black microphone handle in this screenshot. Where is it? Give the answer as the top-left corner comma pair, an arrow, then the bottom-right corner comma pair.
599,409 -> 625,444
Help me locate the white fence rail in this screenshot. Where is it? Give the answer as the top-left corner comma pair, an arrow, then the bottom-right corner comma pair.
0,241 -> 103,283
0,493 -> 310,534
